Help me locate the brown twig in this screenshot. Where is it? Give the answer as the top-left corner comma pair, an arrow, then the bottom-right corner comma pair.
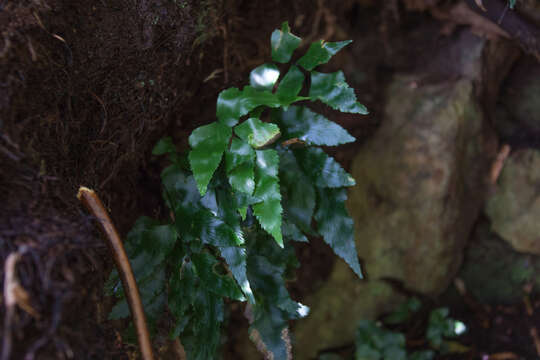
530,327 -> 540,357
76,186 -> 155,360
1,252 -> 21,360
488,352 -> 519,360
465,0 -> 540,61
489,144 -> 511,184
281,137 -> 306,147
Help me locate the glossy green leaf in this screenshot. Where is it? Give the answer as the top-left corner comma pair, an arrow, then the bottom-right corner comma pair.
152,136 -> 176,155
295,147 -> 355,188
252,150 -> 283,247
229,163 -> 256,195
108,217 -> 176,327
138,269 -> 168,330
201,187 -> 219,215
226,138 -> 255,172
181,290 -> 224,360
315,188 -> 363,278
249,255 -> 306,318
197,210 -> 242,247
310,71 -> 368,114
250,63 -> 280,90
279,149 -> 316,234
189,199 -> 255,304
297,40 -> 352,71
249,305 -> 291,360
253,200 -> 283,247
246,223 -> 306,316
161,166 -> 202,209
235,117 -> 281,149
188,121 -> 232,196
215,189 -> 255,303
226,138 -> 256,195
220,246 -> 254,303
110,264 -> 167,332
246,233 -> 307,358
192,252 -> 245,301
129,224 -> 178,281
282,220 -> 308,242
168,259 -> 197,322
107,217 -> 177,295
276,105 -> 355,146
271,21 -> 301,63
276,65 -> 305,106
216,87 -> 282,127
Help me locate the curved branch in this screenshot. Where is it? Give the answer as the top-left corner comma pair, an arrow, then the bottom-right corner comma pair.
465,0 -> 540,60
77,186 -> 155,360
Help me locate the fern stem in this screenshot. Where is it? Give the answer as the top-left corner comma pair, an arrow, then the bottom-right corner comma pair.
77,186 -> 155,360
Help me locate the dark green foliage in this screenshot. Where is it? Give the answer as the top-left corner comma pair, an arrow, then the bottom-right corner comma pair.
106,21 -> 368,359
383,298 -> 422,325
354,303 -> 464,360
315,188 -> 363,278
250,63 -> 280,90
426,308 -> 464,349
355,319 -> 437,360
310,71 -> 369,114
298,40 -> 352,71
356,320 -> 408,360
275,106 -> 355,146
276,66 -> 305,106
271,22 -> 301,63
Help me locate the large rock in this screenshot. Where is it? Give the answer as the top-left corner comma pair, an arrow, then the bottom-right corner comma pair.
294,74 -> 494,359
486,149 -> 540,254
459,219 -> 540,304
350,76 -> 491,294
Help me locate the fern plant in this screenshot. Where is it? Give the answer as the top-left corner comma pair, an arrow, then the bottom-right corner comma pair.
106,22 -> 367,359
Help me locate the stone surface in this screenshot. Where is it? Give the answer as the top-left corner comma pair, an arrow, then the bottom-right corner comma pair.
294,73 -> 493,359
486,149 -> 540,254
459,219 -> 540,304
350,75 -> 490,294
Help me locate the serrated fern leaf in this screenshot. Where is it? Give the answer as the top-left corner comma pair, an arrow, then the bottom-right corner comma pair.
275,105 -> 355,146
235,117 -> 281,149
188,121 -> 232,196
180,290 -> 224,360
192,252 -> 245,301
249,305 -> 291,360
276,65 -> 305,107
297,40 -> 352,71
279,149 -> 316,234
216,87 -> 282,127
295,147 -> 356,188
310,71 -> 368,114
315,187 -> 363,278
108,217 -> 176,329
252,149 -> 283,247
271,22 -> 301,63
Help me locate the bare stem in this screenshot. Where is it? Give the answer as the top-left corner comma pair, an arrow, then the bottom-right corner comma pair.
77,186 -> 155,360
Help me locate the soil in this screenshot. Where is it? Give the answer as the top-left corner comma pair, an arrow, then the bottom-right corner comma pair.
2,0 -> 540,359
